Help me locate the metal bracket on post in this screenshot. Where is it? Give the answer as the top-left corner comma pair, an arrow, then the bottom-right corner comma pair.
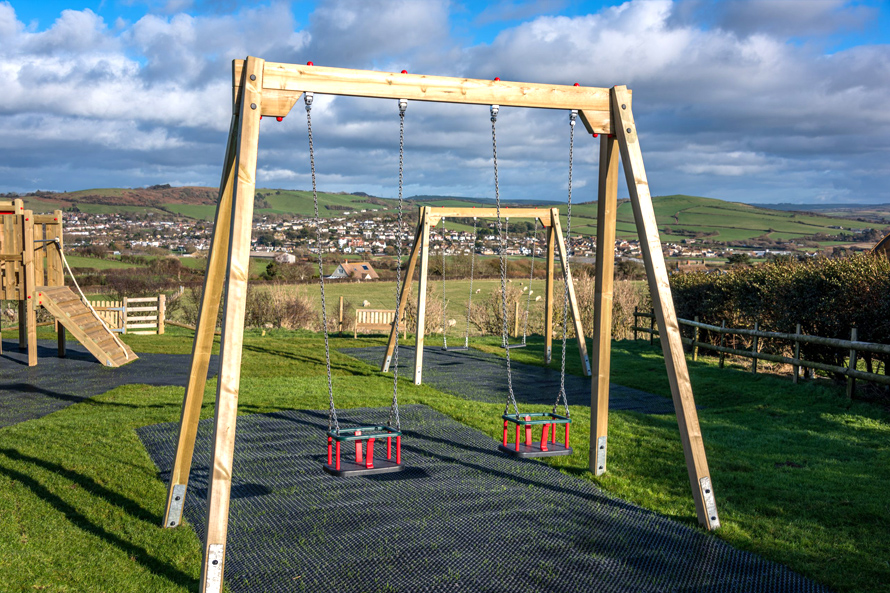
699,476 -> 720,529
166,484 -> 186,527
205,543 -> 225,593
595,435 -> 607,475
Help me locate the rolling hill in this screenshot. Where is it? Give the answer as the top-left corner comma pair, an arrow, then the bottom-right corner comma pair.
11,187 -> 887,246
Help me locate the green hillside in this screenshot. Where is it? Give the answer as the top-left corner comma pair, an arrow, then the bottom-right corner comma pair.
15,188 -> 886,245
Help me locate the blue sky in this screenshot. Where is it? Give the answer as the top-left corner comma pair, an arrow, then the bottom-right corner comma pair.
1,0 -> 889,204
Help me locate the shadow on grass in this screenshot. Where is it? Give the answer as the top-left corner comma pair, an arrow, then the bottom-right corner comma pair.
0,453 -> 196,590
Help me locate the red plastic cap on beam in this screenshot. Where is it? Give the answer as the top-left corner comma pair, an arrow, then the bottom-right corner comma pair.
307,61 -> 313,66
276,116 -> 283,122
574,83 -> 579,86
401,70 -> 407,74
494,77 -> 500,81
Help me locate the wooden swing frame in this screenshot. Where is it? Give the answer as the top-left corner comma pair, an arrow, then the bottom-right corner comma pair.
381,205 -> 592,384
162,57 -> 720,593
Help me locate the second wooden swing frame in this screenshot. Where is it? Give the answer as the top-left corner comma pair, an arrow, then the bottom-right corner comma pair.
161,56 -> 721,593
380,205 -> 592,384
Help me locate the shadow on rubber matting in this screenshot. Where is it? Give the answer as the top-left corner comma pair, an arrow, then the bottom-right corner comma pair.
138,405 -> 828,593
0,340 -> 218,428
341,346 -> 675,414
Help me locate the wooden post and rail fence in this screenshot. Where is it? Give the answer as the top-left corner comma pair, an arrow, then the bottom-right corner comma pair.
92,294 -> 166,335
633,307 -> 889,397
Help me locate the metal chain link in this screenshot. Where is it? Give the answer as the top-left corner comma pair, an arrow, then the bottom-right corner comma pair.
491,105 -> 519,416
555,110 -> 577,417
522,217 -> 538,345
305,93 -> 339,432
441,217 -> 448,349
464,216 -> 477,348
389,98 -> 408,430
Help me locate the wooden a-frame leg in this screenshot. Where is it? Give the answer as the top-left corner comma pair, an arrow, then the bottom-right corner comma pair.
590,134 -> 620,476
199,56 -> 265,593
413,207 -> 431,385
544,224 -> 555,363
612,86 -> 719,530
22,210 -> 37,367
381,215 -> 424,372
551,209 -> 591,377
162,110 -> 239,529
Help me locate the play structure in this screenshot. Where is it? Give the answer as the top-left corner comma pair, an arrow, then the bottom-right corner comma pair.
161,58 -> 720,593
0,199 -> 135,367
380,206 -> 592,384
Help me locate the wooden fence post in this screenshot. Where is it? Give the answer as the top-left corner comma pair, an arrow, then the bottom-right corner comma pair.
751,321 -> 759,374
793,323 -> 801,384
692,315 -> 699,361
718,320 -> 726,368
338,295 -> 344,336
648,307 -> 655,345
633,306 -> 638,341
122,296 -> 129,335
158,294 -> 166,335
847,325 -> 858,400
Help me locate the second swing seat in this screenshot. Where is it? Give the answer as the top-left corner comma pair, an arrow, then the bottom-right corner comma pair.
324,425 -> 403,477
499,412 -> 572,458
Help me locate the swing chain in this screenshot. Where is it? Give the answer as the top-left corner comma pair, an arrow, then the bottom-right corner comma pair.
305,92 -> 339,432
556,109 -> 577,417
389,98 -> 408,430
491,104 -> 519,416
464,217 -> 477,348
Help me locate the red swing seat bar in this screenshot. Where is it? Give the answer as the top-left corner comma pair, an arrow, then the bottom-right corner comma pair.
323,425 -> 404,477
498,412 -> 572,458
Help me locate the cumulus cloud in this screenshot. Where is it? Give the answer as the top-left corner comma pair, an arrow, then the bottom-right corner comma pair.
0,0 -> 887,204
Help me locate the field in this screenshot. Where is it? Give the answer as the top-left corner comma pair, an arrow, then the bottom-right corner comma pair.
0,326 -> 887,592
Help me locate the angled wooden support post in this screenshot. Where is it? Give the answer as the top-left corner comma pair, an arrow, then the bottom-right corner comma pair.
22,210 -> 37,366
544,224 -> 555,363
381,216 -> 424,372
195,56 -> 265,593
163,108 -> 240,530
550,209 -> 591,376
612,85 -> 719,531
590,134 -> 619,476
413,207 -> 431,384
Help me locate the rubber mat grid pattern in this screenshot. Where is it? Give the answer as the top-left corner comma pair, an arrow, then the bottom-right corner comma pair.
0,340 -> 218,428
138,405 -> 828,593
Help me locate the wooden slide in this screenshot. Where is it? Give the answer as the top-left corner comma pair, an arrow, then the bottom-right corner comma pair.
38,286 -> 137,367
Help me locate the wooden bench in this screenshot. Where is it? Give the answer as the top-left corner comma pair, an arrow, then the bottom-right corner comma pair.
354,308 -> 406,338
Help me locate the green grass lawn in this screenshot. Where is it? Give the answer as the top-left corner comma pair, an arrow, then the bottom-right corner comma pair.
0,327 -> 887,592
64,254 -> 145,270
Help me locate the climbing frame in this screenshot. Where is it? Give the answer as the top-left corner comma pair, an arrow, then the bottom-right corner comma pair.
163,57 -> 720,593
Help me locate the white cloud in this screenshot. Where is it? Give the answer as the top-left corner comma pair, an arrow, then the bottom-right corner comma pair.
0,0 -> 887,204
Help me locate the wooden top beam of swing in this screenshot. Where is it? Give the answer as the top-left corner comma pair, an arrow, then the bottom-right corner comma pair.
233,59 -> 625,134
425,206 -> 556,226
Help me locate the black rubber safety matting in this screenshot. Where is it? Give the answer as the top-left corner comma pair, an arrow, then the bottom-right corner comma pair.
0,340 -> 218,429
138,405 -> 828,593
341,346 -> 675,414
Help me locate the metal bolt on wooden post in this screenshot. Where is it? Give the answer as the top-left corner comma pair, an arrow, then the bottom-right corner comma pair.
847,325 -> 858,400
692,315 -> 699,362
793,323 -> 801,384
751,321 -> 759,374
